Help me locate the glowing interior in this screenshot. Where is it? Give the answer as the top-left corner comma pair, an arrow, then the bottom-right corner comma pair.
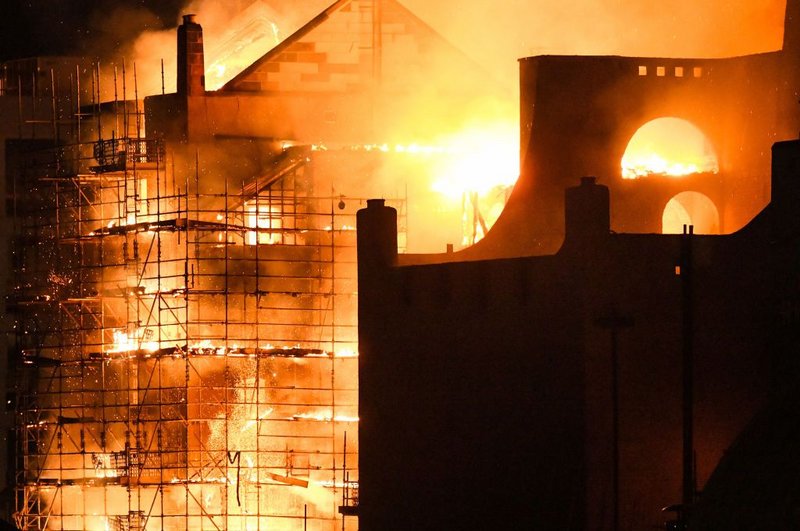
429,122 -> 519,246
621,117 -> 719,179
662,191 -> 720,234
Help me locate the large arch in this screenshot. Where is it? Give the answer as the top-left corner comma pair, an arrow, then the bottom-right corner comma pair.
622,117 -> 719,179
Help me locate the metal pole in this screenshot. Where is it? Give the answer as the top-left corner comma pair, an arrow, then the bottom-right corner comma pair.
611,327 -> 619,531
680,224 -> 695,519
595,310 -> 633,531
49,69 -> 57,143
31,70 -> 36,138
342,431 -> 347,531
75,64 -> 81,144
17,74 -> 22,138
95,62 -> 102,139
122,59 -> 127,137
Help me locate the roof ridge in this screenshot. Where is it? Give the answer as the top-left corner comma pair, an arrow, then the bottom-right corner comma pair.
221,0 -> 351,92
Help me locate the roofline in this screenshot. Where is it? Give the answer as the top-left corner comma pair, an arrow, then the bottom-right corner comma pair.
220,0 -> 349,92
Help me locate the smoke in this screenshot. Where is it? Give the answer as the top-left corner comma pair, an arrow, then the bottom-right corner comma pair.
85,2 -> 190,58
84,0 -> 788,251
379,0 -> 786,251
123,0 -> 333,97
4,0 -> 786,86
0,0 -> 190,61
13,0 -> 785,99
401,0 -> 785,89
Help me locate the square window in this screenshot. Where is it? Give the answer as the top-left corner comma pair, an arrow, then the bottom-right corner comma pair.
638,65 -> 647,76
693,67 -> 703,77
675,66 -> 684,77
656,66 -> 666,77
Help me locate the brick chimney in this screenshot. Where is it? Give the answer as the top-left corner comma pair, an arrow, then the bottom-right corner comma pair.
177,14 -> 205,96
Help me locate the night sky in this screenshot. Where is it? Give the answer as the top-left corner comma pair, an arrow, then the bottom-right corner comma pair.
0,0 -> 190,61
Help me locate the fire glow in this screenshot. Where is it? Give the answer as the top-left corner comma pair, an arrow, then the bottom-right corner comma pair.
428,123 -> 520,245
204,17 -> 281,90
307,123 -> 519,248
107,330 -> 158,354
621,117 -> 719,179
430,124 -> 519,199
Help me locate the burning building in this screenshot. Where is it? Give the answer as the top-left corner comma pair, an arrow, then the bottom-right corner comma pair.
356,1 -> 800,530
2,1 -> 515,529
459,0 -> 800,259
4,0 -> 794,529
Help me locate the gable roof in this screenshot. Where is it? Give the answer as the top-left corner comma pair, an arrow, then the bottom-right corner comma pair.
220,0 -> 504,94
221,0 -> 347,91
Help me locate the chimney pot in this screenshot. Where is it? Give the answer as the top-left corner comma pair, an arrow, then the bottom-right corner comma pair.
183,14 -> 197,24
367,199 -> 386,209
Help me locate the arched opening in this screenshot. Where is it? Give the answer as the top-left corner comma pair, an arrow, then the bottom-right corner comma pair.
662,191 -> 720,234
622,117 -> 719,179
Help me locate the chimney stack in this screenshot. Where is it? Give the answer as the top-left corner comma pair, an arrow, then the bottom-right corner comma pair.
177,14 -> 205,96
563,176 -> 610,246
357,199 -> 398,273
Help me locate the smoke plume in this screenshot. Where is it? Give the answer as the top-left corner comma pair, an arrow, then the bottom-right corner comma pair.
0,0 -> 190,61
402,0 -> 785,90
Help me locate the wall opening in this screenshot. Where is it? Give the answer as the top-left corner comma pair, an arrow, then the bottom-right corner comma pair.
621,117 -> 719,179
662,191 -> 720,234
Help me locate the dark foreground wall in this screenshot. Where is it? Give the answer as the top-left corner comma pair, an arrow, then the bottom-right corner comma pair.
357,141 -> 800,529
358,199 -> 588,530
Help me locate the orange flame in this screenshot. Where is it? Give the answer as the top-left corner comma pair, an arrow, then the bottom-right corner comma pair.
621,117 -> 719,179
429,122 -> 519,245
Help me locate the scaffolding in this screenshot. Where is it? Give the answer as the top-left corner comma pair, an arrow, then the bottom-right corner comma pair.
8,124 -> 405,529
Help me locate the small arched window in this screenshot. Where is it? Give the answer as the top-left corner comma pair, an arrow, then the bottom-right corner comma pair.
662,191 -> 720,235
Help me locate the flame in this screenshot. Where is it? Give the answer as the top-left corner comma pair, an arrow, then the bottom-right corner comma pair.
621,117 -> 719,179
203,6 -> 283,90
622,154 -> 706,178
188,339 -> 228,355
92,454 -> 119,479
311,124 -> 520,249
107,330 -> 158,353
427,122 -> 519,245
334,347 -> 358,358
198,376 -> 347,519
245,202 -> 283,245
108,330 -> 136,352
430,123 -> 519,199
292,411 -> 359,423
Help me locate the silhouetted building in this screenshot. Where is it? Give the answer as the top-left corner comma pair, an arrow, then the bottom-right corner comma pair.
466,0 -> 800,259
357,141 -> 800,530
357,1 -> 800,529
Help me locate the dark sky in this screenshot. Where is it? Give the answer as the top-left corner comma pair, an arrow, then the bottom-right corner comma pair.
0,0 -> 190,61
